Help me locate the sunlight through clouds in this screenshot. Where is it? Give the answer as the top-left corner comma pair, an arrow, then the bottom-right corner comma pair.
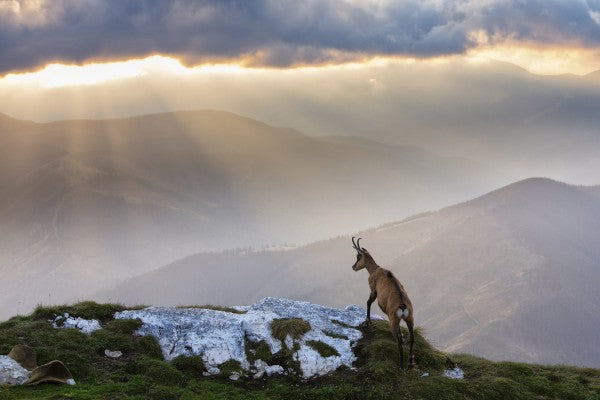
466,43 -> 600,75
0,55 -> 255,88
1,56 -> 190,88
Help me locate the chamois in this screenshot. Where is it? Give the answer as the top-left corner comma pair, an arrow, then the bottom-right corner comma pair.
351,237 -> 415,369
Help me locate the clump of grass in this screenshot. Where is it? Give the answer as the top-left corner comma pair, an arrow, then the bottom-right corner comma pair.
126,356 -> 185,386
172,355 -> 206,379
355,320 -> 447,380
270,318 -> 311,343
176,304 -> 247,314
323,330 -> 349,340
245,338 -> 273,364
245,336 -> 303,376
331,319 -> 353,328
409,326 -> 447,371
269,342 -> 303,377
104,318 -> 143,335
306,340 -> 340,358
31,301 -> 144,324
218,359 -> 243,377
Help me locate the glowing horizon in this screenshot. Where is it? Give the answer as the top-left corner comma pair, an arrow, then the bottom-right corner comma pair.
2,46 -> 599,90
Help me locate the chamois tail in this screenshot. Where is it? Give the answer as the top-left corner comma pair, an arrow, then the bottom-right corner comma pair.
396,305 -> 410,319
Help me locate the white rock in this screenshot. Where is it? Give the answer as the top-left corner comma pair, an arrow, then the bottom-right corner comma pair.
115,297 -> 372,379
254,359 -> 269,372
284,335 -> 294,350
421,372 -> 430,377
253,370 -> 265,379
0,355 -> 31,386
66,378 -> 76,385
265,365 -> 284,376
443,367 -> 465,379
229,372 -> 241,381
104,349 -> 123,358
206,366 -> 220,375
52,313 -> 101,334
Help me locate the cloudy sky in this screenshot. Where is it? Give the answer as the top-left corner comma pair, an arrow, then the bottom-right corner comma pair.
1,0 -> 600,184
1,0 -> 600,73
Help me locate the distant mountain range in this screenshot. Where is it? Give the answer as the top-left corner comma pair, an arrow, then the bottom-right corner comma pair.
100,178 -> 600,367
0,110 -> 498,319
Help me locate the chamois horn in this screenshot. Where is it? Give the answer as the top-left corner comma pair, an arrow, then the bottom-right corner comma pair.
352,236 -> 363,252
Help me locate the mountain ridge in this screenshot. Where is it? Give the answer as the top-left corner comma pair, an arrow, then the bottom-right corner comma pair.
98,177 -> 600,367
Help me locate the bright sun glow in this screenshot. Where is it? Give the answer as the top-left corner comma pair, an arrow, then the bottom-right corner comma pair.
0,55 -> 248,88
467,42 -> 600,75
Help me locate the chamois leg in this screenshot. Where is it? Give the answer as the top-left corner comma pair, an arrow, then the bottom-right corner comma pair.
366,291 -> 376,323
406,317 -> 415,368
390,315 -> 404,369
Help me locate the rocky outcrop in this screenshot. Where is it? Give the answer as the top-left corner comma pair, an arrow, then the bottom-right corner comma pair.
0,356 -> 30,386
115,297 -> 376,379
51,313 -> 101,334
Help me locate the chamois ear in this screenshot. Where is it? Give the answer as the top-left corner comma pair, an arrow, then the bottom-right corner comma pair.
361,247 -> 369,253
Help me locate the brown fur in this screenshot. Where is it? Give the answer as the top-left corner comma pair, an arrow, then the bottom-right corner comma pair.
352,239 -> 415,369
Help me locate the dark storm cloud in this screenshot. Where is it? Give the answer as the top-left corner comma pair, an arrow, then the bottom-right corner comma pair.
1,0 -> 600,73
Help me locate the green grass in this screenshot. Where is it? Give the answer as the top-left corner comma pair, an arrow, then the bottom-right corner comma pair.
270,318 -> 311,343
1,303 -> 599,400
244,336 -> 302,377
323,330 -> 349,340
30,301 -> 146,324
306,340 -> 340,358
331,319 -> 353,328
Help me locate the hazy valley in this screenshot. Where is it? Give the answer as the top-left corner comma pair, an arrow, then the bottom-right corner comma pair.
100,178 -> 600,367
0,110 -> 497,319
2,110 -> 600,368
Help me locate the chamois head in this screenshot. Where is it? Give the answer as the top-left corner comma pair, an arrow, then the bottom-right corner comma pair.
351,236 -> 373,271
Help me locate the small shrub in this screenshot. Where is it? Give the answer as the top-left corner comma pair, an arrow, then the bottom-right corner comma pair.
271,318 -> 311,343
306,340 -> 340,358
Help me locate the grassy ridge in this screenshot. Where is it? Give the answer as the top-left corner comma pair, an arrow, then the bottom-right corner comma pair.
0,302 -> 599,400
